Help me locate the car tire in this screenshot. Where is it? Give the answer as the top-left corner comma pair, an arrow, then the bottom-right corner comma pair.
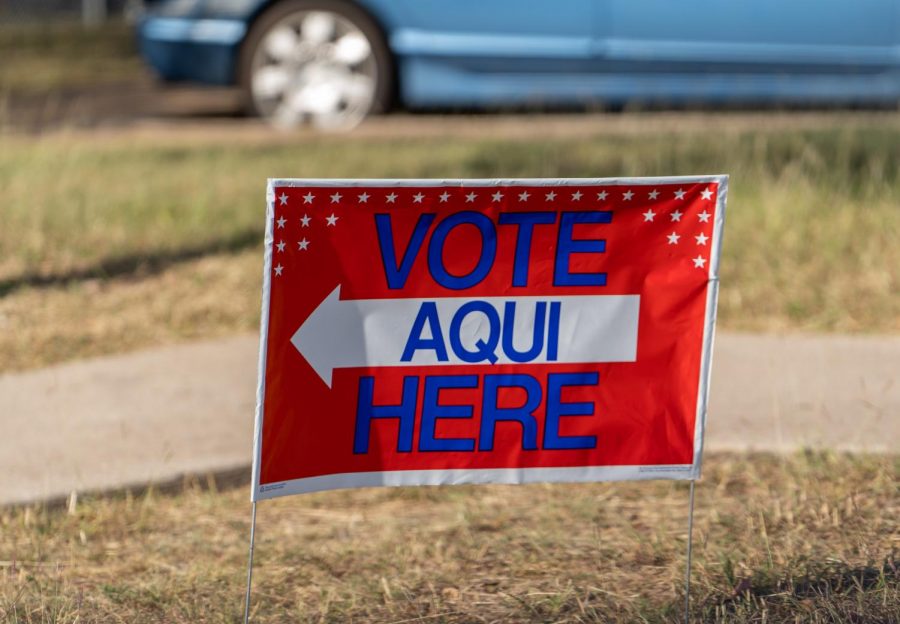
238,0 -> 393,130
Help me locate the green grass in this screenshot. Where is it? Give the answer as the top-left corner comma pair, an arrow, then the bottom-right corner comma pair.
1,452 -> 897,622
1,122 -> 898,336
0,22 -> 143,94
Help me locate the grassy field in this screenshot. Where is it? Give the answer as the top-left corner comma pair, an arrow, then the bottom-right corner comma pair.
1,452 -> 897,623
1,118 -> 899,371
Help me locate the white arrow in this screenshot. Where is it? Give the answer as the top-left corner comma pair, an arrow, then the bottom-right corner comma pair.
291,286 -> 640,387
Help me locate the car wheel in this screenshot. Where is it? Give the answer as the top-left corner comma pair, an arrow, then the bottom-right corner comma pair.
239,0 -> 392,130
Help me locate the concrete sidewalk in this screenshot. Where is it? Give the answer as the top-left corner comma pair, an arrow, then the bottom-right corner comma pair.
1,332 -> 897,506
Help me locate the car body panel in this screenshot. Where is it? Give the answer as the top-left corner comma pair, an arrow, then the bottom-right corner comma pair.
137,0 -> 900,104
603,0 -> 898,70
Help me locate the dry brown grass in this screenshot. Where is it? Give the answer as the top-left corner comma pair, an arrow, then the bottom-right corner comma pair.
1,452 -> 897,623
0,250 -> 261,371
0,22 -> 142,95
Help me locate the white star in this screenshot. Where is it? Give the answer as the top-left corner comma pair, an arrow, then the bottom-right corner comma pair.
413,193 -> 425,203
274,263 -> 284,276
675,189 -> 687,200
701,188 -> 714,201
358,192 -> 369,203
693,255 -> 706,268
518,191 -> 530,202
623,190 -> 634,201
465,192 -> 477,203
326,213 -> 338,226
300,214 -> 311,227
667,232 -> 680,245
298,238 -> 310,250
330,192 -> 342,203
278,193 -> 288,206
596,190 -> 608,201
698,210 -> 711,223
643,209 -> 656,222
695,233 -> 709,246
670,210 -> 683,222
276,216 -> 286,229
545,191 -> 557,201
438,191 -> 450,203
648,189 -> 659,200
386,192 -> 397,203
571,190 -> 583,201
303,192 -> 315,204
276,240 -> 286,252
491,191 -> 503,202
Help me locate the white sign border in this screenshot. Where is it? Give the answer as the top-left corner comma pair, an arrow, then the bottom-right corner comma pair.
251,175 -> 728,501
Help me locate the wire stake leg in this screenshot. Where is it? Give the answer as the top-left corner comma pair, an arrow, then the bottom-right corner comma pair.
243,501 -> 258,624
683,480 -> 696,624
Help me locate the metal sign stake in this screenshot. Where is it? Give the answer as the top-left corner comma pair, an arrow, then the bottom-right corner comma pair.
243,501 -> 258,624
683,479 -> 696,624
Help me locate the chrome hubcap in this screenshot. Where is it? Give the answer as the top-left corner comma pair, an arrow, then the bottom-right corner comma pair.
251,11 -> 377,129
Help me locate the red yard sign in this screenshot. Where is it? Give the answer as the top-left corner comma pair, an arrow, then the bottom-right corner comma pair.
251,177 -> 727,500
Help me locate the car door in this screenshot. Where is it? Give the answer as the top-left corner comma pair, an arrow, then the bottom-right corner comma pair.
388,0 -> 595,72
598,0 -> 898,98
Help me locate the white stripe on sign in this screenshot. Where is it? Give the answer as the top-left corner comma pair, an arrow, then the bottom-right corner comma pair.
291,285 -> 640,387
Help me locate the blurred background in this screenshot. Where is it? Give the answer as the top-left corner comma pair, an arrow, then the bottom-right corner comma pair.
0,2 -> 897,622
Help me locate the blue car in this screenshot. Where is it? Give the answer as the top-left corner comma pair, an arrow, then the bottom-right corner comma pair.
139,0 -> 900,128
